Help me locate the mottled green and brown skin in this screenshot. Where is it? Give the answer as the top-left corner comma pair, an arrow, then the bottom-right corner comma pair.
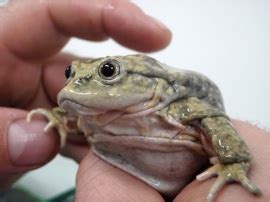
27,54 -> 261,202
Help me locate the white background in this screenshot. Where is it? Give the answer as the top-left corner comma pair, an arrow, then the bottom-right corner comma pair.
16,0 -> 270,198
0,0 -> 8,7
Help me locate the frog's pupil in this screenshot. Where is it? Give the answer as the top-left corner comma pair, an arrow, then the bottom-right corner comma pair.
100,63 -> 115,77
65,65 -> 72,79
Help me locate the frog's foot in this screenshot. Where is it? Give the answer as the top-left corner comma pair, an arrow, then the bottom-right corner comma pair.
27,108 -> 67,147
196,162 -> 261,202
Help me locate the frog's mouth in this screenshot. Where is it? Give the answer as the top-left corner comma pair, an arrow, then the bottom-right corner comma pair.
58,75 -> 181,118
60,88 -> 179,119
60,100 -> 124,126
60,100 -> 108,115
59,99 -> 167,128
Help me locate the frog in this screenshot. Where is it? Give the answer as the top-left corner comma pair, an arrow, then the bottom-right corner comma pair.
27,54 -> 261,202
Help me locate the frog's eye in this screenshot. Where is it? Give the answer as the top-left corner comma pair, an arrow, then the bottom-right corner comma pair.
65,64 -> 73,79
98,60 -> 120,80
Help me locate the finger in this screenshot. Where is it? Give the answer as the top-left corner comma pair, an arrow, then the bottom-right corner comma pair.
0,51 -> 73,113
60,143 -> 89,163
42,53 -> 83,105
0,108 -> 59,188
0,174 -> 21,191
0,0 -> 171,60
76,152 -> 164,202
196,164 -> 219,181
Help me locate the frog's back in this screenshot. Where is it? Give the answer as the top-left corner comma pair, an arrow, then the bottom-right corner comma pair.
173,69 -> 225,111
121,54 -> 225,112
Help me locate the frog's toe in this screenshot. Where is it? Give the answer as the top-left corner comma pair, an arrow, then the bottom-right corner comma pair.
205,163 -> 261,202
27,109 -> 57,130
42,118 -> 67,147
44,119 -> 67,147
238,176 -> 261,195
196,164 -> 219,181
44,121 -> 56,131
58,125 -> 67,148
207,176 -> 226,202
27,109 -> 43,122
27,108 -> 67,147
27,108 -> 52,122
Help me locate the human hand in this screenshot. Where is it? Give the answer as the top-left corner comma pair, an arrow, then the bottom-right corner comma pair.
0,0 -> 171,190
75,121 -> 269,201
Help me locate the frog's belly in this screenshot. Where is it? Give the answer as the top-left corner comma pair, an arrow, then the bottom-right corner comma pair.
90,134 -> 208,198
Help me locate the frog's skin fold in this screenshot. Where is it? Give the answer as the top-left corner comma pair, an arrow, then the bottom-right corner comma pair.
27,54 -> 261,202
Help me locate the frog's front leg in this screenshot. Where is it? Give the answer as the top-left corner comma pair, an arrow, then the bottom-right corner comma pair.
27,107 -> 69,147
197,116 -> 261,202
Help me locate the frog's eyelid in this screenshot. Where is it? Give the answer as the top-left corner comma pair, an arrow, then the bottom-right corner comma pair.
98,61 -> 126,85
65,64 -> 74,79
99,62 -> 120,79
98,60 -> 120,77
70,67 -> 76,78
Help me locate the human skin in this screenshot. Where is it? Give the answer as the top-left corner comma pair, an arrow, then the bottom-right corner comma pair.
0,1 -> 269,202
0,0 -> 171,190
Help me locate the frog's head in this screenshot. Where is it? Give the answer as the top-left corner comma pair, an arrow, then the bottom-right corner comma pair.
57,54 -> 180,116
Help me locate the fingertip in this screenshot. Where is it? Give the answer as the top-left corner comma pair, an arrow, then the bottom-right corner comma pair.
1,0 -> 172,60
142,15 -> 172,52
103,0 -> 172,52
0,108 -> 59,173
60,143 -> 89,163
43,53 -> 75,104
8,119 -> 59,167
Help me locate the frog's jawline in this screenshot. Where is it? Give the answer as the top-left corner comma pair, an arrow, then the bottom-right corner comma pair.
59,100 -> 107,115
90,134 -> 208,198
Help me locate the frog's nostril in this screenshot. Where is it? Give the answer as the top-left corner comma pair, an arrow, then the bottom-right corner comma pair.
74,78 -> 83,86
75,75 -> 92,86
85,74 -> 92,80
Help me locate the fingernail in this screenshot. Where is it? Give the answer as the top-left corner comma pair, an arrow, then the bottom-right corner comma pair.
8,119 -> 57,166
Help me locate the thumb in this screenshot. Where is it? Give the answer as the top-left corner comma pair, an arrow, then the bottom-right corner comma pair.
0,108 -> 58,188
